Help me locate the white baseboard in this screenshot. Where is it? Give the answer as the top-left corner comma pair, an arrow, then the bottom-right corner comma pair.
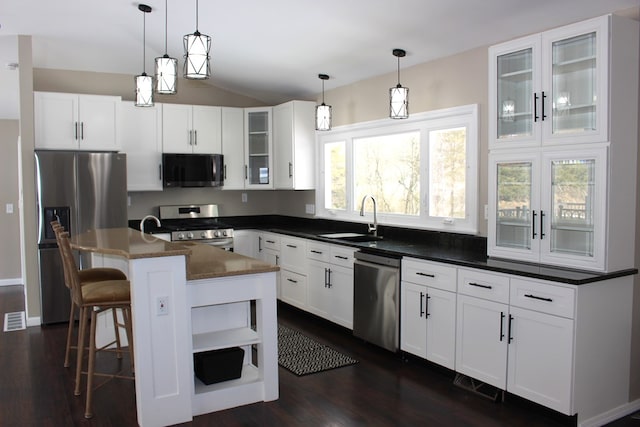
0,278 -> 22,287
579,398 -> 640,427
26,316 -> 41,328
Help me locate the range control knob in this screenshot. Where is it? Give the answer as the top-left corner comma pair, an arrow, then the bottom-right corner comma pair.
186,232 -> 194,239
200,231 -> 208,239
176,233 -> 185,240
222,230 -> 228,237
214,230 -> 221,238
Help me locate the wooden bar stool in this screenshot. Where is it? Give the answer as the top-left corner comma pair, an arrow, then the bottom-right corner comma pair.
51,221 -> 128,368
57,230 -> 134,419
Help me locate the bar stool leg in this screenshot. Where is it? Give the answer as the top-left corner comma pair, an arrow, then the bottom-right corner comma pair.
74,306 -> 88,396
84,309 -> 99,419
64,298 -> 76,368
123,307 -> 135,373
112,308 -> 123,359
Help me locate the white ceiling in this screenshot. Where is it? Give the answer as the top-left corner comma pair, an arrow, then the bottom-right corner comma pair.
0,0 -> 639,106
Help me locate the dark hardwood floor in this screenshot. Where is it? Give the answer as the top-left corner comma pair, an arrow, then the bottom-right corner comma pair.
1,284 -> 638,426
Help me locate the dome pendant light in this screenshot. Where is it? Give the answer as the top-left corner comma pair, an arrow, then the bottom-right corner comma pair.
183,0 -> 211,79
155,0 -> 178,94
316,74 -> 332,131
389,48 -> 409,119
135,4 -> 154,107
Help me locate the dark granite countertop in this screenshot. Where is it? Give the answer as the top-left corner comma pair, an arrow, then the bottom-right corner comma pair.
129,215 -> 637,285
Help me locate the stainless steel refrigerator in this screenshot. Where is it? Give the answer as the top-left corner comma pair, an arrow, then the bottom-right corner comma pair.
35,151 -> 127,324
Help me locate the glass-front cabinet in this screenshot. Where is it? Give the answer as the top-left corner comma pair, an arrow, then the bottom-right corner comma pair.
489,16 -> 608,148
244,107 -> 273,189
488,147 -> 606,271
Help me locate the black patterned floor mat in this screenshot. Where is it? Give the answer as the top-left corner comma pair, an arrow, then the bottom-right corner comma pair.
278,324 -> 358,376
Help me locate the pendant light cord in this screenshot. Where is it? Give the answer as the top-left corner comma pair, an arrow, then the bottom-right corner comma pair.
397,55 -> 400,86
164,0 -> 168,54
322,79 -> 325,104
195,0 -> 199,31
142,9 -> 146,73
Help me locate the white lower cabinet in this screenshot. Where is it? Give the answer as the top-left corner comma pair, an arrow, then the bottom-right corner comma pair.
506,305 -> 573,414
455,267 -> 577,415
279,269 -> 307,309
455,294 -> 509,388
400,258 -> 456,370
307,243 -> 355,329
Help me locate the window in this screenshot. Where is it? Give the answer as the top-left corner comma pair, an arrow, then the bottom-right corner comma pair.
316,104 -> 478,234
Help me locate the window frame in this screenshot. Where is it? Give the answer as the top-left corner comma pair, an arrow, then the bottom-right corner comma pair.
315,104 -> 478,234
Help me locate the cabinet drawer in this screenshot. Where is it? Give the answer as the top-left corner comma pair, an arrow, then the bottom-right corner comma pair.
280,236 -> 307,273
402,258 -> 457,292
260,233 -> 280,251
307,242 -> 331,262
329,245 -> 355,268
510,278 -> 575,318
458,268 -> 509,304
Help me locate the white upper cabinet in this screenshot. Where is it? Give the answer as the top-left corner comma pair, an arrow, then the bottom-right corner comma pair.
244,107 -> 273,189
488,147 -> 609,271
120,101 -> 163,191
35,91 -> 121,151
221,107 -> 245,190
273,100 -> 316,190
489,16 -> 611,148
162,104 -> 222,154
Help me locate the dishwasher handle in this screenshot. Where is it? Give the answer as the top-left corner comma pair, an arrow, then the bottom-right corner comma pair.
354,251 -> 401,268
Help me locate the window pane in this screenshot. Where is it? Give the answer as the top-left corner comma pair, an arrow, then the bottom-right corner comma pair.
429,127 -> 466,218
324,141 -> 346,210
353,132 -> 420,215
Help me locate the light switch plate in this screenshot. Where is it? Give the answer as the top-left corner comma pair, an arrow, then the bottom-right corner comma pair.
5,203 -> 13,214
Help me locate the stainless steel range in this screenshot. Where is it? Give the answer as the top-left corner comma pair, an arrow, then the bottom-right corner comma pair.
159,204 -> 234,250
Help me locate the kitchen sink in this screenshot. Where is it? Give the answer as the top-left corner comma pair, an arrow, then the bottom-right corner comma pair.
317,232 -> 383,242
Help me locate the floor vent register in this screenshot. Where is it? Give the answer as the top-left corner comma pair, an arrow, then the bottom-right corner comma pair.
3,311 -> 26,332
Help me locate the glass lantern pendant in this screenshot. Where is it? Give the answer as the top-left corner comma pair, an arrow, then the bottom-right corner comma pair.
155,0 -> 177,94
316,74 -> 332,131
389,49 -> 409,119
135,4 -> 154,107
184,0 -> 211,79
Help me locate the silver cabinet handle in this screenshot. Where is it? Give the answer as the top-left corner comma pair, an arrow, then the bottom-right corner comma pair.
80,122 -> 84,140
158,164 -> 162,180
74,122 -> 78,140
194,130 -> 197,145
416,272 -> 435,278
287,278 -> 298,284
289,162 -> 293,178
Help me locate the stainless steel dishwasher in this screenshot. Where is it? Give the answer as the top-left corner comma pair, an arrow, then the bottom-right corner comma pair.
353,251 -> 401,352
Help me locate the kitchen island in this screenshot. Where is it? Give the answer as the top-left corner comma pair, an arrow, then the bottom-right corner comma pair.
71,228 -> 280,427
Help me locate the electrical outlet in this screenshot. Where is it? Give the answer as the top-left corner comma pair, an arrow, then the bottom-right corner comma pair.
484,204 -> 488,220
241,193 -> 248,203
157,296 -> 169,316
305,204 -> 315,215
5,203 -> 13,214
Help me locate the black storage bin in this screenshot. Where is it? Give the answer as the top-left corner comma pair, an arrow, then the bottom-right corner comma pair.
194,347 -> 245,385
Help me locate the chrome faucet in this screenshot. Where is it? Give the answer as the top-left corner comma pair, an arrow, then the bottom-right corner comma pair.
359,195 -> 378,236
140,214 -> 161,234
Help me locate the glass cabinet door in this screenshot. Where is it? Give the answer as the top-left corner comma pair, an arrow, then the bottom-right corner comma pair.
245,109 -> 272,187
548,158 -> 595,257
495,161 -> 534,252
550,32 -> 597,136
540,148 -> 606,269
496,48 -> 534,141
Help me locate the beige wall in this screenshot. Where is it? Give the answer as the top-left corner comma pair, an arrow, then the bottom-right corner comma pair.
34,69 -> 267,108
0,120 -> 21,283
18,36 -> 38,321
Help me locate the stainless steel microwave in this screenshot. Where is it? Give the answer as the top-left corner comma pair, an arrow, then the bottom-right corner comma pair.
162,153 -> 224,188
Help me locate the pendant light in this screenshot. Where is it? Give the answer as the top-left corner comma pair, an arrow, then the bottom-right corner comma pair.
316,74 -> 332,131
183,0 -> 211,79
389,48 -> 409,119
135,4 -> 154,107
155,0 -> 177,94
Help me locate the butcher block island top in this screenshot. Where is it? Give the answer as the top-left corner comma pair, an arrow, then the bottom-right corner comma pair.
70,227 -> 280,426
71,227 -> 279,280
